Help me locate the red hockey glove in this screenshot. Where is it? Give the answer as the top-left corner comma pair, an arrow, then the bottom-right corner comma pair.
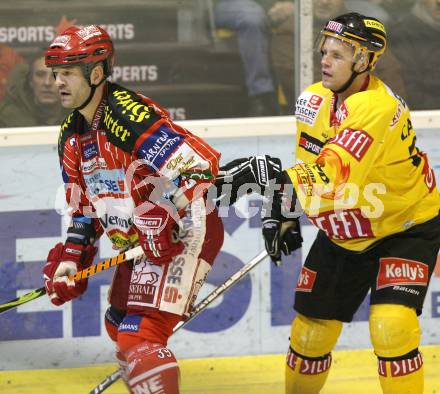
134,204 -> 184,265
43,241 -> 97,306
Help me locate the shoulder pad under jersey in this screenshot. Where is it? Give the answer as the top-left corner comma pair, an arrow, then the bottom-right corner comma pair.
344,80 -> 396,124
104,83 -> 162,152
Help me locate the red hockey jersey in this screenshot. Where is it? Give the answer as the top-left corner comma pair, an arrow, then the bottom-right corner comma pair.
58,82 -> 220,249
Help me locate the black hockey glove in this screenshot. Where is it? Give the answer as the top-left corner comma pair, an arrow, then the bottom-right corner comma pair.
261,185 -> 282,262
280,218 -> 303,255
262,171 -> 303,265
215,155 -> 282,205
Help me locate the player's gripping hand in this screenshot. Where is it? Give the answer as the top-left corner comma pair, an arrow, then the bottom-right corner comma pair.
262,172 -> 303,265
262,212 -> 303,265
43,241 -> 97,306
280,218 -> 303,255
134,204 -> 184,265
215,155 -> 282,205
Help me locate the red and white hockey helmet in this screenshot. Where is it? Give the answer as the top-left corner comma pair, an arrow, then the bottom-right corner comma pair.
45,25 -> 114,79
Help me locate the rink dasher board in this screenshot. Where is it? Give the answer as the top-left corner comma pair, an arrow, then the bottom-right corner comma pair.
0,114 -> 439,370
1,110 -> 439,146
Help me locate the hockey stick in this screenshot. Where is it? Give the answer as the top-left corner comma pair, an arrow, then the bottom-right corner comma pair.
89,249 -> 269,394
0,246 -> 144,314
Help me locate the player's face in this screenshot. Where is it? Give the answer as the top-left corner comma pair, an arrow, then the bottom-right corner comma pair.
320,37 -> 355,90
30,57 -> 59,106
52,66 -> 91,109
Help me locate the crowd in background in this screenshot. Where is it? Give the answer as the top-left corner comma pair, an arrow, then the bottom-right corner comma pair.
0,0 -> 438,126
215,0 -> 440,114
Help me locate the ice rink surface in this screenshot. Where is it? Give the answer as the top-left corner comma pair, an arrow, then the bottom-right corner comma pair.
0,346 -> 439,394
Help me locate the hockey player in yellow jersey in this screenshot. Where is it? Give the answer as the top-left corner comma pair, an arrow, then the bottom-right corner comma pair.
215,12 -> 440,394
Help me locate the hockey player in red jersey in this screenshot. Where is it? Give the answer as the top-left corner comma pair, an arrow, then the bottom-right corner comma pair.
215,13 -> 440,394
42,25 -> 224,393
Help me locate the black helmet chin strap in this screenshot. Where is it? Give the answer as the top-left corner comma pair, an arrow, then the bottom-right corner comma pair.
75,78 -> 106,111
75,63 -> 107,111
332,61 -> 369,94
75,86 -> 96,111
332,71 -> 358,94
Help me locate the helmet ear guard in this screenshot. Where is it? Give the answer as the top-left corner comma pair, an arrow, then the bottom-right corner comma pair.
353,49 -> 370,72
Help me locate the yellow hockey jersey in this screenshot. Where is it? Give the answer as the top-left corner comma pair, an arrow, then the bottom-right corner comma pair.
286,75 -> 440,251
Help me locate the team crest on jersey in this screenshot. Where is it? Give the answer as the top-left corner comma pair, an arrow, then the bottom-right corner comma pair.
295,92 -> 324,126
